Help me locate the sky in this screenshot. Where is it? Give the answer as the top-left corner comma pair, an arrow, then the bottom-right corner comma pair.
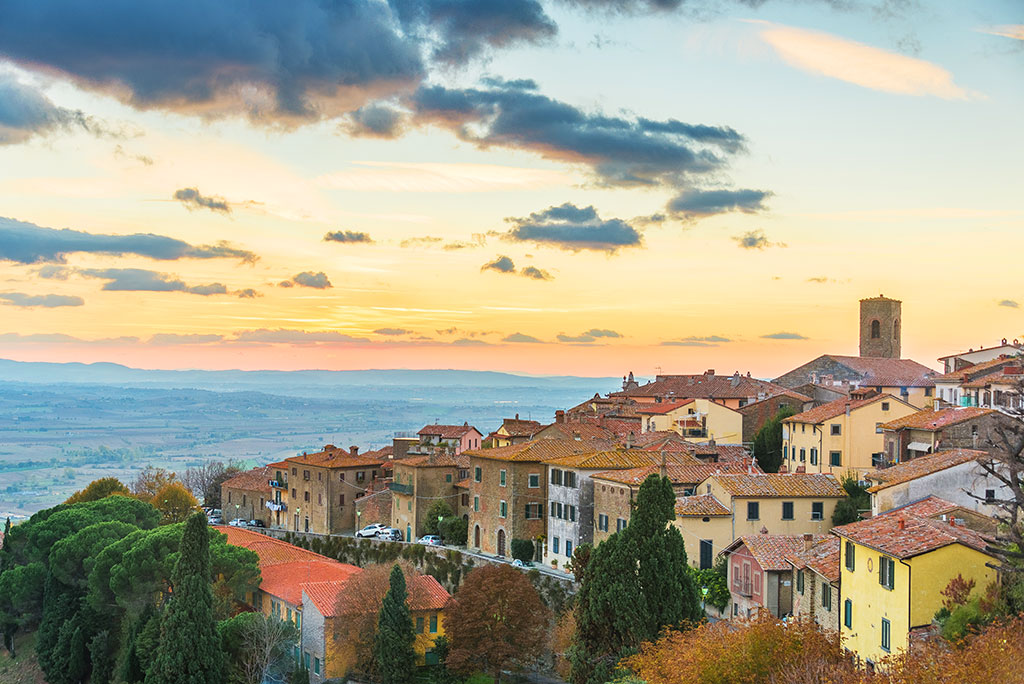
0,0 -> 1021,378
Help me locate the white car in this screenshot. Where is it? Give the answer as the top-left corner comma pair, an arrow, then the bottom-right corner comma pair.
378,528 -> 403,542
356,523 -> 388,538
416,535 -> 443,546
227,518 -> 248,527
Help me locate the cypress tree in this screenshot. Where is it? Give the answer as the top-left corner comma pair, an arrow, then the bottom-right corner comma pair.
374,564 -> 416,684
145,513 -> 225,684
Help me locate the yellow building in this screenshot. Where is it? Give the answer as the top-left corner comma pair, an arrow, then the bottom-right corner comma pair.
782,393 -> 917,477
637,398 -> 742,443
833,496 -> 1000,667
672,494 -> 733,570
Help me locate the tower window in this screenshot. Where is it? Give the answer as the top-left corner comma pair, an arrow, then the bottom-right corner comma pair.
893,319 -> 900,339
870,320 -> 880,339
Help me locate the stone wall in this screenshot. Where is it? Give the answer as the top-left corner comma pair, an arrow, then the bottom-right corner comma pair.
354,488 -> 391,528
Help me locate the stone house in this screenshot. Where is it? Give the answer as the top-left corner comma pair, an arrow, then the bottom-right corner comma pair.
738,391 -> 811,444
878,406 -> 1010,466
390,451 -> 460,542
722,532 -> 828,619
221,465 -> 273,526
937,339 -> 1023,374
484,415 -> 544,447
785,535 -> 840,631
284,445 -> 387,535
774,355 -> 938,410
417,423 -> 483,455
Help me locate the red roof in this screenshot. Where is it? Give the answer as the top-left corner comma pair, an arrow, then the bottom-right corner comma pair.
675,494 -> 730,516
287,445 -> 386,469
879,407 -> 995,431
217,526 -> 331,565
866,449 -> 988,492
332,573 -> 450,616
785,393 -> 903,425
726,534 -> 830,572
612,372 -> 791,400
593,460 -> 756,486
418,423 -> 481,439
819,355 -> 937,387
221,466 -> 274,493
260,560 -> 360,606
498,418 -> 543,437
636,399 -> 696,415
785,536 -> 841,583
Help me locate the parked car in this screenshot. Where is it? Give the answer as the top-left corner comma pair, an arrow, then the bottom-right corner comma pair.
378,528 -> 403,542
207,516 -> 223,526
512,559 -> 533,568
356,523 -> 388,538
248,519 -> 266,528
227,518 -> 248,527
416,535 -> 443,546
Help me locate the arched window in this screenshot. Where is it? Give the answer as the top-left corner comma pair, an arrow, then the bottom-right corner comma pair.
893,319 -> 900,339
870,320 -> 880,339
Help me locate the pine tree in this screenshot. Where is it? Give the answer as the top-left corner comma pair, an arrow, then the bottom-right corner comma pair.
374,564 -> 416,684
145,513 -> 225,684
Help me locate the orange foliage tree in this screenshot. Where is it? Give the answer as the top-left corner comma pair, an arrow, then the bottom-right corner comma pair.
152,481 -> 199,524
64,477 -> 130,504
132,466 -> 179,502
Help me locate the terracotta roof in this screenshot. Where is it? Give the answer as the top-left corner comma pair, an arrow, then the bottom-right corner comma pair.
267,460 -> 291,469
709,473 -> 845,498
302,580 -> 347,617
866,450 -> 988,492
543,448 -> 685,470
879,407 -> 996,431
785,536 -> 840,583
260,560 -> 360,606
962,367 -> 1024,389
832,498 -> 996,560
396,453 -> 460,468
536,423 -> 616,441
454,478 -> 471,489
611,372 -> 792,400
286,445 -> 386,469
466,440 -> 596,463
675,494 -> 730,516
636,399 -> 696,415
498,418 -> 543,437
931,355 -> 1021,383
785,393 -> 902,425
217,526 -> 335,566
727,534 -> 829,572
361,445 -> 394,460
222,466 -> 274,493
819,355 -> 937,387
333,573 -> 450,615
418,423 -> 480,439
592,460 -> 755,486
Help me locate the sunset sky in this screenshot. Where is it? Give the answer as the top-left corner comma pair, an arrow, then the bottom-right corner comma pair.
1,0 -> 1021,378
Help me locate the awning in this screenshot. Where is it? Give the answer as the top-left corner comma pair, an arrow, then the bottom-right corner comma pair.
907,442 -> 932,452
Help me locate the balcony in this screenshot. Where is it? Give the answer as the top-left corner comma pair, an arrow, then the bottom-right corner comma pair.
735,581 -> 753,597
269,479 -> 287,489
388,482 -> 414,496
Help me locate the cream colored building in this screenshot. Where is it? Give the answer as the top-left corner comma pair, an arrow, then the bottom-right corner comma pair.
782,393 -> 917,477
673,494 -> 733,570
637,398 -> 743,444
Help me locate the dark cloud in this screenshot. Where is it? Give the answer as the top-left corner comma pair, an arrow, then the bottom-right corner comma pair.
375,328 -> 412,336
148,333 -> 223,345
557,333 -> 596,343
558,0 -> 683,11
233,329 -> 369,345
0,292 -> 84,308
390,0 -> 557,64
0,216 -> 255,264
78,268 -> 230,295
411,80 -> 744,189
761,331 -> 808,340
520,266 -> 552,281
0,74 -> 110,145
668,188 -> 772,219
505,203 -> 642,252
236,288 -> 260,298
280,272 -> 332,289
0,1 -> 425,124
341,104 -> 406,138
583,328 -> 621,338
173,188 -> 231,214
401,236 -> 444,248
451,337 -> 490,346
999,299 -> 1019,308
481,256 -> 517,273
662,335 -> 731,347
324,230 -> 374,244
503,332 -> 543,343
732,229 -> 785,250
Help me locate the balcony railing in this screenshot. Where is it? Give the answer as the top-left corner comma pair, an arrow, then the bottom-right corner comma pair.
269,479 -> 287,489
388,482 -> 414,496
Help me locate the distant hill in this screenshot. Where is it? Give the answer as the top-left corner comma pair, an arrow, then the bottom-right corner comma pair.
0,358 -> 628,394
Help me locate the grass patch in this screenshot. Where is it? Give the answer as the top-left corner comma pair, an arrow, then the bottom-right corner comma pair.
0,631 -> 47,684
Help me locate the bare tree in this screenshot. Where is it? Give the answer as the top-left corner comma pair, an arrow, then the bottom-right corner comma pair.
240,613 -> 297,684
181,459 -> 244,507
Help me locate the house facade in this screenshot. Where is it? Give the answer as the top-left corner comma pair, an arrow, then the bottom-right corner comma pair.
785,535 -> 840,632
390,452 -> 460,542
878,406 -> 1006,465
417,423 -> 483,455
284,446 -> 387,535
864,448 -> 1006,516
738,391 -> 811,444
672,494 -> 732,570
637,398 -> 743,444
722,533 -> 827,619
221,465 -> 273,526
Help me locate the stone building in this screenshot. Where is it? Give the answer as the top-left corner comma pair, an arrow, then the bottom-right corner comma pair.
878,406 -> 1009,465
737,391 -> 811,444
785,535 -> 840,631
283,445 -> 387,535
417,423 -> 483,456
390,451 -> 461,542
722,533 -> 828,619
221,465 -> 273,526
859,295 -> 902,359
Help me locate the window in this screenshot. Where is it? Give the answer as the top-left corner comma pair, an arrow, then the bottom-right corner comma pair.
525,504 -> 542,520
416,617 -> 424,633
556,502 -> 564,519
550,502 -> 557,517
356,471 -> 365,483
747,501 -> 759,520
500,469 -> 507,487
879,556 -> 895,590
799,448 -> 806,462
339,494 -> 345,505
986,489 -> 996,504
810,448 -> 818,466
566,471 -> 578,488
830,424 -> 841,436
845,541 -> 855,571
875,422 -> 883,434
811,502 -> 824,520
408,500 -> 412,511
499,500 -> 507,518
529,473 -> 540,488
551,469 -> 563,486
318,472 -> 322,481
446,474 -> 452,483
881,402 -> 890,411
474,467 -> 482,482
801,424 -> 806,433
430,614 -> 438,633
566,540 -> 573,557
870,319 -> 880,338
227,492 -> 232,503
461,493 -> 469,507
796,569 -> 804,594
598,514 -> 608,532
844,599 -> 853,629
303,470 -> 310,480
287,607 -> 292,621
783,446 -> 788,460
304,652 -> 310,670
830,451 -> 842,467
242,494 -> 246,506
881,618 -> 891,652
292,467 -> 297,476
473,496 -> 479,512
314,658 -> 320,675
782,501 -> 794,520
568,505 -> 576,522
340,473 -> 345,481
317,493 -> 322,505
552,537 -> 559,554
822,585 -> 832,611
617,518 -> 627,532
304,491 -> 310,502
291,488 -> 296,498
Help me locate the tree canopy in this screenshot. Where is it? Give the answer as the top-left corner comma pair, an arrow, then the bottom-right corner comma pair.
752,405 -> 797,473
374,564 -> 416,684
65,478 -> 131,504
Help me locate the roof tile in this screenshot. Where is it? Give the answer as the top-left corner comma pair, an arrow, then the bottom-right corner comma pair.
709,473 -> 845,498
866,449 -> 988,492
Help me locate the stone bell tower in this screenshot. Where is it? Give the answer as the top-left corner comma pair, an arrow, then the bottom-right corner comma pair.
859,295 -> 901,359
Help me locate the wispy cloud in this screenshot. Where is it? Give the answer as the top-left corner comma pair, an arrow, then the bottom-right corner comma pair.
661,334 -> 730,347
998,299 -> 1019,308
173,188 -> 231,214
0,292 -> 84,308
77,268 -> 231,296
761,331 -> 808,340
324,230 -> 373,244
557,328 -> 621,343
374,328 -> 412,335
977,25 -> 1024,42
503,332 -> 544,343
752,21 -> 970,99
732,229 -> 786,250
668,188 -> 772,220
279,272 -> 332,289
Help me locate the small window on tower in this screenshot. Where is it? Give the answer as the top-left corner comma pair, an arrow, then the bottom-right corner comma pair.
871,320 -> 880,339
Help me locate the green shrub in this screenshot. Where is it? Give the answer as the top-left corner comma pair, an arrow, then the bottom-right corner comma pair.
510,539 -> 534,563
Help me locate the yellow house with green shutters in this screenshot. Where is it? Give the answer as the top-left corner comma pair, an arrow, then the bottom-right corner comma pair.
832,496 -> 1000,668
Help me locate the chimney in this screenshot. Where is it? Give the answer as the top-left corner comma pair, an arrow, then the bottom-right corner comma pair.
555,410 -> 565,424
659,450 -> 667,478
898,518 -> 905,530
626,432 -> 633,449
350,445 -> 358,456
803,532 -> 814,552
706,369 -> 715,377
324,444 -> 335,452
515,413 -> 519,420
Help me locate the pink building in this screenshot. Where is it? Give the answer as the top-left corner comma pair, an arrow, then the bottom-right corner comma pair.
417,422 -> 483,455
722,532 -> 828,619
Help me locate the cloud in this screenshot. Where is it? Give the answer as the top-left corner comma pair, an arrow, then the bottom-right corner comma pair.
503,332 -> 543,343
173,188 -> 231,214
324,230 -> 373,244
583,328 -> 621,338
236,288 -> 260,298
481,256 -> 517,273
753,21 -> 969,99
147,333 -> 223,345
998,299 -> 1019,308
374,328 -> 412,335
451,337 -> 490,346
401,236 -> 445,248
341,104 -> 406,138
557,333 -> 596,343
807,276 -> 831,283
411,79 -> 745,189
505,203 -> 642,252
668,188 -> 772,219
0,1 -> 426,124
0,216 -> 255,264
761,331 -> 809,340
978,25 -> 1024,42
0,292 -> 84,308
556,329 -> 620,343
233,329 -> 369,345
520,266 -> 552,281
280,272 -> 332,289
661,335 -> 730,347
732,229 -> 786,250
78,268 -> 230,295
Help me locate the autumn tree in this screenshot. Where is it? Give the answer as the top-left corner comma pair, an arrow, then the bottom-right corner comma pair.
145,512 -> 225,684
445,563 -> 550,682
152,481 -> 199,524
65,477 -> 131,504
374,564 -> 417,684
752,406 -> 796,473
131,467 -> 178,503
570,474 -> 702,684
